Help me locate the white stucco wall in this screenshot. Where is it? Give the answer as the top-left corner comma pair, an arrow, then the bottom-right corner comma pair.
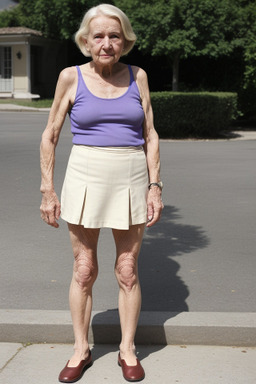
12,44 -> 29,94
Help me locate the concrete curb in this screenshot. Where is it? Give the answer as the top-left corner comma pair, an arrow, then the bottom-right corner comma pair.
0,104 -> 50,112
1,309 -> 255,346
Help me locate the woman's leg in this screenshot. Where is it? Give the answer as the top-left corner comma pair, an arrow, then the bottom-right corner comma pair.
112,224 -> 145,366
67,223 -> 100,367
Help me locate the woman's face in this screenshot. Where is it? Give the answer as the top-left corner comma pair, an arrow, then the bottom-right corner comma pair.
85,15 -> 126,67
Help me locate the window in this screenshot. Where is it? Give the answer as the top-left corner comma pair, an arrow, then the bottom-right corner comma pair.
0,46 -> 12,92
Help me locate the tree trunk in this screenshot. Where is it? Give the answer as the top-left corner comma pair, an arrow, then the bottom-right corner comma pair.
172,53 -> 180,91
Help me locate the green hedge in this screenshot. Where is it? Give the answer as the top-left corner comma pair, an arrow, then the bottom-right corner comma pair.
150,92 -> 238,138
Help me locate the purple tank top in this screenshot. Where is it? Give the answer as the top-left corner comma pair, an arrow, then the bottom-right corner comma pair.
69,65 -> 145,147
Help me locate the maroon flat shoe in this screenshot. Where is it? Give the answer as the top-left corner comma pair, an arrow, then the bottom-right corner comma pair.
118,353 -> 145,382
58,350 -> 93,383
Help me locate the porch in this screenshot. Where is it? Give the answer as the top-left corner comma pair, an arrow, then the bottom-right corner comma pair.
0,27 -> 66,99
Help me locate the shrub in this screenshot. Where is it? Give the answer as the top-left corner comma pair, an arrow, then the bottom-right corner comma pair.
151,92 -> 238,138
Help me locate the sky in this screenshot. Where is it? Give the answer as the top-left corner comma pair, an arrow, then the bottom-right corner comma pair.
0,0 -> 18,11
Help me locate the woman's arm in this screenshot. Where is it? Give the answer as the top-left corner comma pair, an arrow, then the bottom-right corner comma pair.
40,67 -> 77,228
134,66 -> 164,227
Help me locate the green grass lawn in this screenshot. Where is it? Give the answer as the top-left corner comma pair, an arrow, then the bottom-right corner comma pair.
0,99 -> 53,108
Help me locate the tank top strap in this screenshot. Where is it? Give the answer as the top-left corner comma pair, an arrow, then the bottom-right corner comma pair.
76,65 -> 82,81
128,64 -> 134,85
75,65 -> 90,96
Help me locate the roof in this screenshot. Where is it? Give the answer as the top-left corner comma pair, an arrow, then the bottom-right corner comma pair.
0,27 -> 43,36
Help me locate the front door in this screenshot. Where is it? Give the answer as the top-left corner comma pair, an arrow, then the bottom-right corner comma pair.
0,46 -> 13,92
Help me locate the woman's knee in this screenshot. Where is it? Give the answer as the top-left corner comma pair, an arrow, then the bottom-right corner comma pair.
73,252 -> 98,289
115,254 -> 138,292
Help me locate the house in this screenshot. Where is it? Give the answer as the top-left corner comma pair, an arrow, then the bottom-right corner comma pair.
0,27 -> 66,99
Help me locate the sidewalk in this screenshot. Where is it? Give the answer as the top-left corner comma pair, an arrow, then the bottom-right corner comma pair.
1,343 -> 255,384
0,103 -> 50,112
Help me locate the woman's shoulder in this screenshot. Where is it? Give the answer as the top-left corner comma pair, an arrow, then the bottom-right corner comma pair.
130,65 -> 147,76
130,65 -> 148,83
129,65 -> 149,95
58,66 -> 78,86
53,66 -> 78,101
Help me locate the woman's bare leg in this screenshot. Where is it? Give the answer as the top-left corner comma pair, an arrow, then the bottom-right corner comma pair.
112,224 -> 145,366
67,223 -> 100,367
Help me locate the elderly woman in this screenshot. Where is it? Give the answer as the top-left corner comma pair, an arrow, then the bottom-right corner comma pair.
40,3 -> 163,383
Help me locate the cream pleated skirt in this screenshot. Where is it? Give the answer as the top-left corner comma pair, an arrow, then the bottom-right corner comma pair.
60,145 -> 148,230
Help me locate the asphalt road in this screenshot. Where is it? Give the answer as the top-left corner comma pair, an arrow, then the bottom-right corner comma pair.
0,111 -> 255,313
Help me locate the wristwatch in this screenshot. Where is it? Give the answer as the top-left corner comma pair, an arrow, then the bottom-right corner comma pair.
148,181 -> 163,191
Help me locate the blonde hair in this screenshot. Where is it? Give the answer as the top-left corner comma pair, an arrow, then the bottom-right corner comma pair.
75,4 -> 137,57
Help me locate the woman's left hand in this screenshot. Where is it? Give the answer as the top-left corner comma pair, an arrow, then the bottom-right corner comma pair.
146,187 -> 164,227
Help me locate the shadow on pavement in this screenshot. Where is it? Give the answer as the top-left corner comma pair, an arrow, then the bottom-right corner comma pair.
139,205 -> 210,312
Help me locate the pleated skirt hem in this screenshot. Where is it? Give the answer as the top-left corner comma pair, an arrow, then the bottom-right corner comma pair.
60,145 -> 148,230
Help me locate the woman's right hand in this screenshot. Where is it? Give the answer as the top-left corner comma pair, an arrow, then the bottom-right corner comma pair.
39,67 -> 76,229
40,191 -> 61,228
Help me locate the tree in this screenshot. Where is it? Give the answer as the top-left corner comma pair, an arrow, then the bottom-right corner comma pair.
241,1 -> 256,89
0,5 -> 21,27
114,0 -> 255,91
1,0 -> 255,93
0,0 -> 107,40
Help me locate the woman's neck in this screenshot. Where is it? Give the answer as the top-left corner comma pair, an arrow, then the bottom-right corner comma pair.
89,61 -> 120,79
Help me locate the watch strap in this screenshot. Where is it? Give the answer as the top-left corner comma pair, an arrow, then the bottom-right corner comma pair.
148,182 -> 163,190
